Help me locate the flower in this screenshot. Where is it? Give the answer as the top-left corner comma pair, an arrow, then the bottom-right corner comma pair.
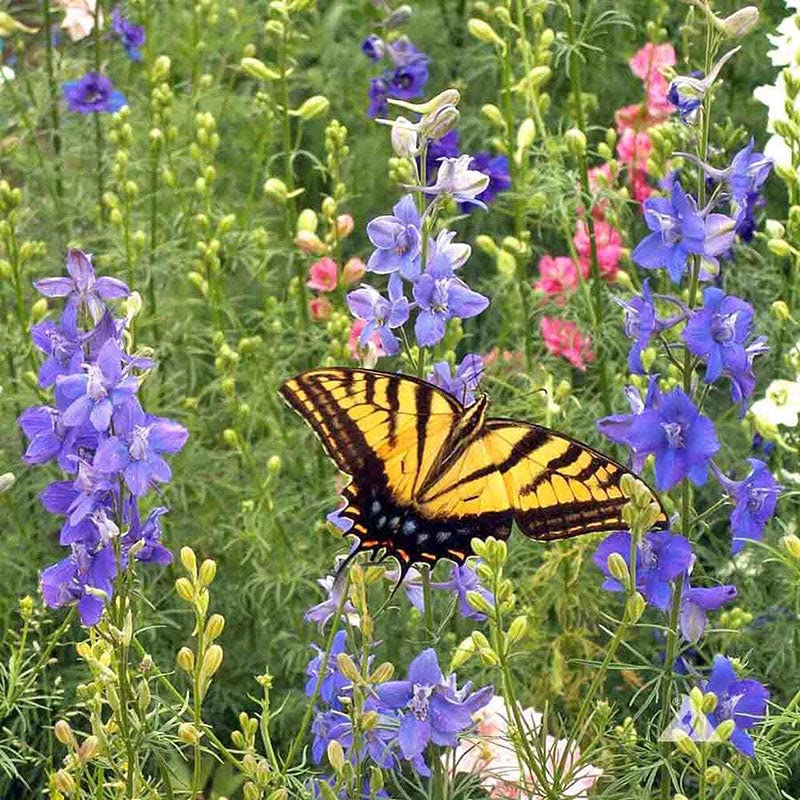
347,280 -> 410,356
470,152 -> 511,206
40,542 -> 116,626
111,6 -> 145,61
600,385 -> 719,491
309,296 -> 333,322
419,155 -> 491,208
427,354 -> 484,406
92,408 -> 189,496
366,195 -> 422,280
377,648 -> 492,773
428,229 -> 471,271
629,42 -> 676,82
342,257 -> 366,286
347,319 -> 385,361
716,459 -> 781,553
616,279 -> 668,374
431,560 -> 494,621
573,219 -> 621,280
122,505 -> 172,564
540,317 -> 594,371
680,582 -> 737,642
682,288 -> 755,386
62,72 -> 127,114
413,255 -> 489,347
616,129 -> 652,172
30,314 -> 82,388
361,34 -> 385,61
593,531 -> 692,610
304,566 -> 359,631
704,655 -> 769,757
307,257 -> 338,292
305,630 -> 351,708
57,0 -> 101,41
35,249 -> 130,323
17,405 -> 97,471
750,379 -> 800,429
534,255 -> 582,300
368,76 -> 390,118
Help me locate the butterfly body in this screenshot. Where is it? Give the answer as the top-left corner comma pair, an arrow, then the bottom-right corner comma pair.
280,367 -> 667,569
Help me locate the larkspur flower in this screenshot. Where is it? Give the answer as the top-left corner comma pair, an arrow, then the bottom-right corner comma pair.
419,155 -> 491,208
431,561 -> 494,621
30,314 -> 82,388
413,254 -> 489,347
600,385 -> 719,491
668,48 -> 740,125
35,249 -> 129,323
715,459 -> 781,553
40,541 -> 116,626
347,280 -> 409,356
704,655 -> 769,757
377,648 -> 492,773
305,630 -> 351,708
304,565 -> 359,631
427,354 -> 483,406
111,6 -> 145,61
469,152 -> 511,206
616,279 -> 675,375
593,531 -> 692,610
427,229 -> 471,271
365,195 -> 422,280
62,72 -> 127,114
680,582 -> 737,642
17,405 -> 97,471
122,505 -> 172,564
425,129 -> 460,175
368,76 -> 390,118
93,407 -> 189,496
361,34 -> 384,61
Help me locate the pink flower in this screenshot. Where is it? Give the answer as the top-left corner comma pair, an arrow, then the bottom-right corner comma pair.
616,129 -> 652,172
533,255 -> 583,301
348,319 -> 385,360
646,73 -> 673,120
336,214 -> 354,238
629,42 -> 676,82
342,257 -> 366,286
573,220 -> 621,280
631,169 -> 653,203
309,296 -> 333,321
306,257 -> 338,292
540,317 -> 595,371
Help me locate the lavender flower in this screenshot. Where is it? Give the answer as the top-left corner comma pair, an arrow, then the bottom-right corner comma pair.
470,151 -> 511,206
30,315 -> 82,388
417,155 -> 490,208
346,281 -> 410,356
123,505 -> 172,564
305,630 -> 351,708
305,566 -> 359,631
427,354 -> 484,406
430,561 -> 494,620
680,582 -> 737,642
62,72 -> 127,114
18,406 -> 97,471
366,195 -> 422,280
111,6 -> 145,61
617,280 -> 657,375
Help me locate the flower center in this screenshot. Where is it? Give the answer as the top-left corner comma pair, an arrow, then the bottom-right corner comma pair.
715,692 -> 736,722
86,364 -> 107,401
623,305 -> 641,338
710,312 -> 737,344
432,279 -> 450,313
129,425 -> 151,461
661,420 -> 685,448
409,683 -> 433,721
654,212 -> 681,245
638,539 -> 659,569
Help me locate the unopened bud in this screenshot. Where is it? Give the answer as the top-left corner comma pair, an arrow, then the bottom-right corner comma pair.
175,577 -> 194,602
768,239 -> 792,257
263,177 -> 288,203
565,128 -> 587,157
201,644 -> 224,679
481,103 -> 504,127
468,18 -> 505,49
54,720 -> 76,748
292,95 -> 330,120
466,590 -> 493,616
783,533 -> 800,559
715,719 -> 735,741
625,591 -> 646,623
420,105 -> 459,141
180,546 -> 197,577
450,636 -> 476,670
505,614 -> 528,645
178,722 -> 201,745
701,691 -> 718,714
672,729 -> 700,759
606,552 -> 629,582
0,472 -> 15,494
391,116 -> 418,157
198,559 -> 217,586
369,661 -> 394,683
177,647 -> 195,672
716,6 -> 759,38
54,770 -> 76,794
240,57 -> 280,81
516,118 -> 536,152
77,735 -> 99,762
327,739 -> 346,773
336,652 -> 361,683
771,300 -> 790,321
765,219 -> 785,239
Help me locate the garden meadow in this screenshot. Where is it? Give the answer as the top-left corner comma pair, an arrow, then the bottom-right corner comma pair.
1,0 -> 800,798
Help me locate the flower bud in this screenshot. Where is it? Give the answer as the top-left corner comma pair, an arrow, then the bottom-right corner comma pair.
420,105 -> 460,141
768,239 -> 792,257
516,118 -> 536,153
450,636 -> 476,670
466,590 -> 493,616
765,219 -> 785,239
606,552 -> 629,582
475,235 -> 498,256
716,6 -> 759,38
181,546 -> 197,577
175,577 -> 194,602
390,116 -> 418,158
201,644 -> 224,679
625,591 -> 646,623
497,249 -> 516,277
468,18 -> 505,49
78,735 -> 99,762
243,782 -> 260,800
335,214 -> 354,238
0,472 -> 15,494
294,230 -> 326,254
565,128 -> 587,157
152,55 -> 171,80
263,177 -> 288,203
336,652 -> 361,683
54,770 -> 76,794
292,95 -> 330,120
384,4 -> 412,27
266,789 -> 288,800
701,691 -> 718,714
240,57 -> 280,81
343,257 -> 366,286
177,647 -> 195,672
505,614 -> 528,645
178,722 -> 202,745
199,559 -> 217,586
672,729 -> 700,760
297,208 -> 318,233
715,719 -> 735,741
327,739 -> 346,773
54,720 -> 76,748
771,300 -> 791,321
783,533 -> 800,559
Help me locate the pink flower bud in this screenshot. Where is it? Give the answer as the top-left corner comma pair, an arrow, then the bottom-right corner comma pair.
309,296 -> 333,322
294,230 -> 327,255
336,214 -> 354,238
342,257 -> 366,286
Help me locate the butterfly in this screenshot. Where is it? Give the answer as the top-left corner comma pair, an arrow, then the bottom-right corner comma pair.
280,367 -> 667,571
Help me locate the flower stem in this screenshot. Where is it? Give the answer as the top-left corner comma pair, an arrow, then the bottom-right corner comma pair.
42,0 -> 65,220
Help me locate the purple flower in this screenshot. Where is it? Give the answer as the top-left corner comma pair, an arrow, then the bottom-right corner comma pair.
593,531 -> 692,610
682,288 -> 754,387
17,406 -> 97,471
361,34 -> 385,61
680,582 -> 737,643
704,655 -> 769,757
388,59 -> 428,101
30,314 -> 82,388
470,152 -> 511,206
425,130 -> 460,175
346,280 -> 409,356
368,76 -> 390,118
617,280 -> 657,375
40,542 -> 116,626
716,459 -> 781,553
55,339 -> 141,432
376,649 -> 492,773
305,630 -> 351,708
62,73 -> 127,114
322,700 -> 399,770
305,566 -> 358,631
431,561 -> 494,621
413,254 -> 489,347
123,505 -> 172,564
427,354 -> 484,406
366,195 -> 422,280
600,385 -> 719,491
728,140 -> 773,203
667,77 -> 703,124
384,565 -> 424,611
35,250 -> 130,323
92,408 -> 188,496
111,6 -> 145,61
632,182 -> 708,284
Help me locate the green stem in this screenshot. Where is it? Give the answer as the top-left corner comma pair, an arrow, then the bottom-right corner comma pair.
42,0 -> 64,209
421,565 -> 435,645
191,610 -> 205,799
93,113 -> 106,221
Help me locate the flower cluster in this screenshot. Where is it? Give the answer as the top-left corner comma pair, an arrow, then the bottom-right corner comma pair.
21,250 -> 187,625
362,34 -> 429,118
306,256 -> 365,322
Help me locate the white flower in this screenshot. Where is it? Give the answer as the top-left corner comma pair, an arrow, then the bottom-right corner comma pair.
57,0 -> 102,42
390,115 -> 418,158
418,154 -> 490,207
0,66 -> 14,85
766,13 -> 800,68
750,379 -> 800,428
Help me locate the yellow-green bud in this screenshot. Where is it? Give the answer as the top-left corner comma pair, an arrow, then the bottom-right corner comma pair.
30,297 -> 48,322
152,55 -> 171,80
181,546 -> 197,577
201,644 -> 224,679
506,614 -> 528,645
178,722 -> 201,745
199,559 -> 217,586
497,249 -> 516,277
267,789 -> 288,800
268,454 -> 282,473
704,766 -> 722,785
450,636 -> 476,670
702,691 -> 718,713
625,591 -> 646,623
297,208 -> 318,233
327,739 -> 346,773
467,18 -> 505,48
768,239 -> 792,257
78,735 -> 99,762
481,103 -> 504,127
715,719 -> 735,741
336,652 -> 361,683
672,729 -> 700,759
175,577 -> 194,602
771,300 -> 791,321
606,552 -> 629,582
263,177 -> 288,204
475,235 -> 498,256
292,95 -> 330,120
206,614 -> 225,641
369,661 -> 394,684
54,770 -> 76,794
466,590 -> 493,616
54,720 -> 76,748
223,428 -> 240,448
240,57 -> 280,81
783,533 -> 800,559
516,118 -> 536,152
765,219 -> 785,239
565,128 -> 587,157
243,782 -> 260,800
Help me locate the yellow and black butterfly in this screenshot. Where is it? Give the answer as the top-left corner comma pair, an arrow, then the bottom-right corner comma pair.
280,367 -> 667,569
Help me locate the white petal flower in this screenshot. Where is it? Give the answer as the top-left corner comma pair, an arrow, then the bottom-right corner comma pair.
750,379 -> 800,428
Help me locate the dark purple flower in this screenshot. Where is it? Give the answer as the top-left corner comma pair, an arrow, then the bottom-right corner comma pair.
387,38 -> 426,68
346,280 -> 409,356
62,72 -> 127,114
17,405 -> 97,471
35,250 -> 130,323
425,130 -> 460,176
366,195 -> 422,280
600,385 -> 719,491
92,408 -> 188,496
715,459 -> 781,553
368,76 -> 389,118
680,582 -> 737,642
667,77 -> 703,124
122,505 -> 172,564
593,531 -> 692,610
705,655 -> 769,757
305,630 -> 351,708
470,152 -> 511,206
30,314 -> 82,388
376,648 -> 492,773
427,354 -> 483,406
413,254 -> 489,347
55,339 -> 140,433
361,34 -> 385,61
40,542 -> 116,626
431,561 -> 494,621
111,6 -> 145,61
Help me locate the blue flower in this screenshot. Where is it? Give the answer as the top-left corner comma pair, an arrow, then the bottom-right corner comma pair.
430,560 -> 494,621
368,76 -> 390,118
617,280 -> 658,375
680,582 -> 737,642
111,6 -> 145,62
62,73 -> 127,114
366,195 -> 422,280
427,354 -> 484,406
413,254 -> 489,347
470,151 -> 511,206
361,34 -> 384,61
346,280 -> 410,356
418,155 -> 491,208
727,140 -> 773,203
376,648 -> 492,774
667,48 -> 739,126
305,630 -> 351,708
600,385 -> 719,491
593,531 -> 692,610
304,566 -> 358,631
123,505 -> 172,564
715,459 -> 781,553
30,314 -> 82,388
18,405 -> 98,471
704,655 -> 769,757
